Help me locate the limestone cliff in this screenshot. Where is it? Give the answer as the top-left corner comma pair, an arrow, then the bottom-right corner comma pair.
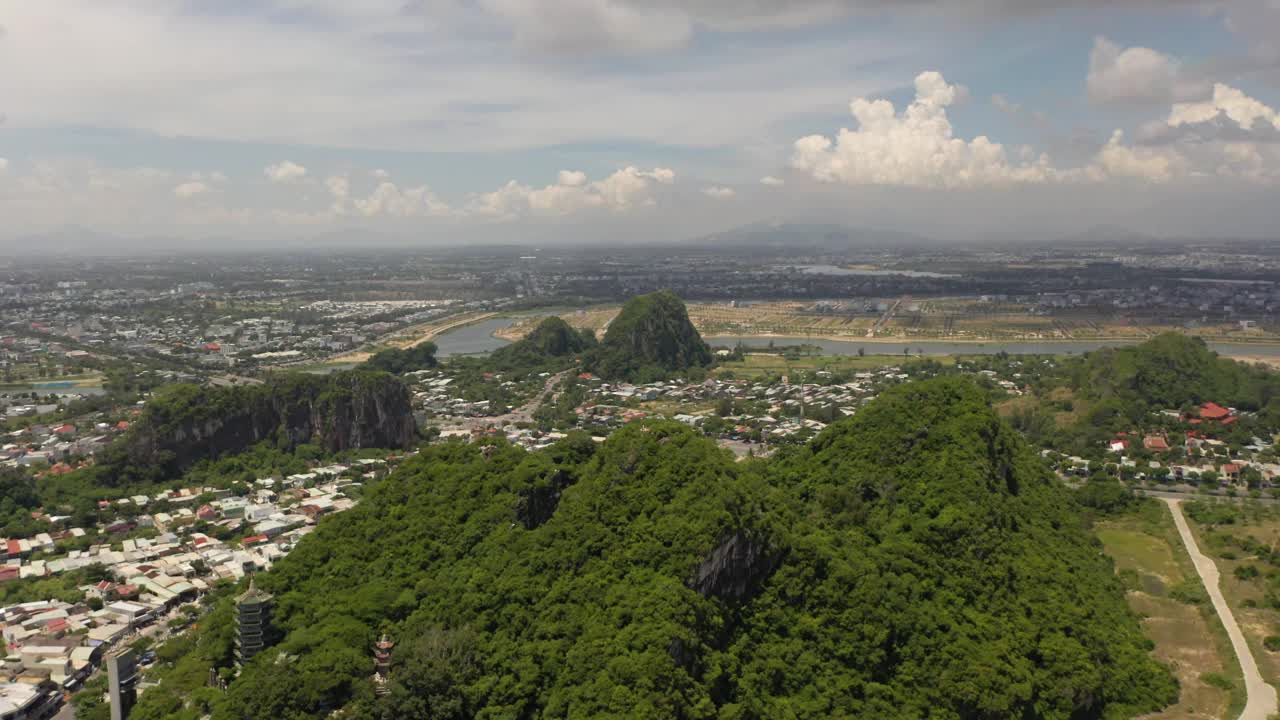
123,370 -> 416,475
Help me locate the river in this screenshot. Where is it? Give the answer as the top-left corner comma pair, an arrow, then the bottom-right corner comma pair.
706,335 -> 1280,358
434,317 -> 517,357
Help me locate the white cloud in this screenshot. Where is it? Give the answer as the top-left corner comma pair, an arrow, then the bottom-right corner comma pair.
760,175 -> 785,186
557,170 -> 588,187
354,182 -> 451,218
1168,83 -> 1280,132
325,175 -> 351,214
173,180 -> 211,198
0,2 -> 904,155
791,71 -> 1054,188
480,0 -> 692,54
703,186 -> 736,198
264,161 -> 308,184
0,158 -> 8,172
469,166 -> 676,217
1087,130 -> 1184,182
1087,37 -> 1208,105
370,169 -> 391,180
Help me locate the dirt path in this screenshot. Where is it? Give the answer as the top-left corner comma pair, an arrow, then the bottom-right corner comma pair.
1164,498 -> 1278,720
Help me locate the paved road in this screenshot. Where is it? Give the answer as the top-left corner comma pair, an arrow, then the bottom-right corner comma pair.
1164,498 -> 1279,720
1139,488 -> 1280,506
437,369 -> 571,435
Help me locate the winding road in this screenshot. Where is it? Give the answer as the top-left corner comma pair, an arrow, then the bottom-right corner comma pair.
1164,498 -> 1279,720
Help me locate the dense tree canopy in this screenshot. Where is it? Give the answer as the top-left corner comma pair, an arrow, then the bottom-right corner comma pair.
587,290 -> 713,381
486,317 -> 595,372
363,343 -> 439,375
148,377 -> 1174,720
1075,333 -> 1280,410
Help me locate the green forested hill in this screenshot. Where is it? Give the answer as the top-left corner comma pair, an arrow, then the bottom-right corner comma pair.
1076,332 -> 1280,410
137,377 -> 1176,720
487,316 -> 596,371
589,290 -> 713,381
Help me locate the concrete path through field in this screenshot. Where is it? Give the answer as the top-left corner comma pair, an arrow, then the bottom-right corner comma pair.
1163,498 -> 1279,720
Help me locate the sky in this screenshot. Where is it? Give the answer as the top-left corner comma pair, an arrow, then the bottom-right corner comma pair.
1,0 -> 1279,249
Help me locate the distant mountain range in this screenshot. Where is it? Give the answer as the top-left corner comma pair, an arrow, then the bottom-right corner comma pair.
687,221 -> 934,250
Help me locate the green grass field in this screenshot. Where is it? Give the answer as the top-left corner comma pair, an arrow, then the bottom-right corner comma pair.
1097,504 -> 1245,719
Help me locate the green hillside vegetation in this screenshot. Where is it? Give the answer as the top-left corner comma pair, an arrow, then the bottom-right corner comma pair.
143,377 -> 1176,720
1000,333 -> 1280,458
589,290 -> 713,381
485,316 -> 595,372
363,342 -> 439,375
1074,333 -> 1280,410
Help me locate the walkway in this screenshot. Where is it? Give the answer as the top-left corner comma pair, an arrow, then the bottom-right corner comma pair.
1163,498 -> 1279,720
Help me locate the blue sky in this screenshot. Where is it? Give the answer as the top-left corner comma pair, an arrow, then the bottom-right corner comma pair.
1,0 -> 1278,247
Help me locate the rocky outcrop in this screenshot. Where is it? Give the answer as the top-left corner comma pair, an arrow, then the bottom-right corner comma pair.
124,370 -> 416,475
516,469 -> 573,530
689,530 -> 783,604
592,290 -> 712,380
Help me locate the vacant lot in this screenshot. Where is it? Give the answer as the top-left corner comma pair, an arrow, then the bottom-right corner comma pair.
495,307 -> 620,342
1184,502 -> 1280,694
484,301 -> 1280,346
1098,504 -> 1244,719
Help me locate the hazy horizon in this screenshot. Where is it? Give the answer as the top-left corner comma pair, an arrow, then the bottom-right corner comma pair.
2,2 -> 1279,250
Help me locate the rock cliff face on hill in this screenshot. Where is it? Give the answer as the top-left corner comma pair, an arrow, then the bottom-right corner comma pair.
123,371 -> 415,475
591,290 -> 712,381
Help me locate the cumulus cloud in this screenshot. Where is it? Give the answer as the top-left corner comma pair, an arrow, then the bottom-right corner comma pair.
703,186 -> 736,198
264,161 -> 308,183
1168,83 -> 1280,132
0,158 -> 8,172
1087,130 -> 1184,182
173,180 -> 211,198
791,71 -> 1054,188
325,175 -> 351,214
760,175 -> 785,186
354,182 -> 451,218
1087,37 -> 1208,106
469,166 -> 676,217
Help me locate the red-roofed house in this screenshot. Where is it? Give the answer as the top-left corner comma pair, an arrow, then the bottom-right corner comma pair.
1200,402 -> 1232,421
1109,439 -> 1129,453
1223,463 -> 1243,482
